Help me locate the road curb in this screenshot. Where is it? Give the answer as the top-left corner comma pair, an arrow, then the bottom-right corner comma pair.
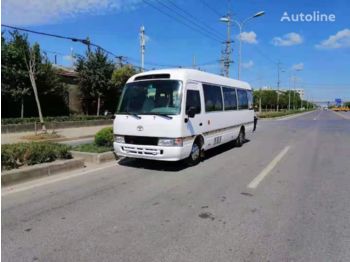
70,151 -> 117,164
37,135 -> 95,143
259,110 -> 315,121
1,158 -> 85,186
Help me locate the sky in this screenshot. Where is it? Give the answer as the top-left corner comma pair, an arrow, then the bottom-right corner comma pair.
2,0 -> 350,101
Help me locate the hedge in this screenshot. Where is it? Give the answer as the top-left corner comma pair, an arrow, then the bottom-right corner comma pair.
1,115 -> 112,125
95,127 -> 113,147
1,142 -> 72,171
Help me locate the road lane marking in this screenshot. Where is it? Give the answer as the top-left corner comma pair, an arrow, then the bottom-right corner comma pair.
276,110 -> 315,121
331,110 -> 350,120
2,162 -> 118,197
247,146 -> 290,189
313,111 -> 322,120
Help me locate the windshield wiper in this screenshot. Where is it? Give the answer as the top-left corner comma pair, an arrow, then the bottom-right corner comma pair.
125,112 -> 141,119
147,113 -> 173,120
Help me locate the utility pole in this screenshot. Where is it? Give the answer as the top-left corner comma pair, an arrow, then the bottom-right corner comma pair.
192,55 -> 196,69
85,37 -> 91,53
293,75 -> 297,110
288,72 -> 292,111
70,47 -> 74,67
224,13 -> 232,78
276,61 -> 282,111
116,56 -> 124,68
140,25 -> 146,72
220,2 -> 233,78
220,46 -> 226,76
259,88 -> 262,113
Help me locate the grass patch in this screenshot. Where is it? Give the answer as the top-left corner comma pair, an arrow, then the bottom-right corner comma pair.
258,110 -> 313,119
72,143 -> 112,153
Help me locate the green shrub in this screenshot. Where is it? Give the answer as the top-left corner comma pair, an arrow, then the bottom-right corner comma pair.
95,127 -> 114,147
1,142 -> 72,171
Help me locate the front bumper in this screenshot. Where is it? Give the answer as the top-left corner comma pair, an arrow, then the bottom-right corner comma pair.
114,142 -> 192,161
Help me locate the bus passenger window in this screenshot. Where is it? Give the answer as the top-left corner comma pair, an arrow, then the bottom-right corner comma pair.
223,87 -> 237,110
203,84 -> 223,112
237,89 -> 249,110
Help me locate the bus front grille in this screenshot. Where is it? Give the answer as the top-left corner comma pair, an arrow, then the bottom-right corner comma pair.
124,136 -> 158,146
121,146 -> 162,156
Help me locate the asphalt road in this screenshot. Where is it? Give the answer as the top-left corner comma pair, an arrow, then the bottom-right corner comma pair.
2,110 -> 350,262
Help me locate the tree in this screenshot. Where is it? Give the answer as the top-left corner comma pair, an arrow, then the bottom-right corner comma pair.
103,65 -> 139,114
111,65 -> 138,94
75,48 -> 114,115
344,101 -> 350,107
1,30 -> 68,119
24,44 -> 46,131
1,31 -> 32,118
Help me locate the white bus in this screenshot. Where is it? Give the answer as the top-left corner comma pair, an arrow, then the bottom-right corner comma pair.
113,69 -> 256,165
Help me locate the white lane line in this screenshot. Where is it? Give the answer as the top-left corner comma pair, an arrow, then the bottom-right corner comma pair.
276,110 -> 315,121
247,146 -> 290,189
2,162 -> 118,197
313,111 -> 322,121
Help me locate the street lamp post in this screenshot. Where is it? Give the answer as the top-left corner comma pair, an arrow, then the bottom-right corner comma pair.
291,68 -> 302,110
231,11 -> 265,80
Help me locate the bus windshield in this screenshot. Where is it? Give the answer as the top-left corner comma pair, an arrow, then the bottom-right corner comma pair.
117,80 -> 182,115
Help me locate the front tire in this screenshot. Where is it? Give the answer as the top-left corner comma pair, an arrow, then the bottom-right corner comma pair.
235,129 -> 245,147
186,140 -> 201,166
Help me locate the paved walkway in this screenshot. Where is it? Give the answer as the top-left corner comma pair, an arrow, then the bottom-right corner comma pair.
1,124 -> 112,144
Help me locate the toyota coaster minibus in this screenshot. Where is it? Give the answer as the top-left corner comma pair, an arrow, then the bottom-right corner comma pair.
113,69 -> 255,165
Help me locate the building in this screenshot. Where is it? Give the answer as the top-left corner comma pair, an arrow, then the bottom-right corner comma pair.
53,65 -> 83,114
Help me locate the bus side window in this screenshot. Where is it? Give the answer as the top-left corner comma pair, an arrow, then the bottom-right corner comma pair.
237,89 -> 249,110
186,90 -> 201,114
203,84 -> 223,112
247,90 -> 253,110
223,87 -> 237,110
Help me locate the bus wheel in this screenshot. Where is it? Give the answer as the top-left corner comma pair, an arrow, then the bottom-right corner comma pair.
235,129 -> 245,147
186,140 -> 201,166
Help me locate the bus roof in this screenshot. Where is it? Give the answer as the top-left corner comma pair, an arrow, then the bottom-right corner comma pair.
127,68 -> 251,90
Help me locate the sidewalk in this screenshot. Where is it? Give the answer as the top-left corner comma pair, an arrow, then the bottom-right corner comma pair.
1,124 -> 112,144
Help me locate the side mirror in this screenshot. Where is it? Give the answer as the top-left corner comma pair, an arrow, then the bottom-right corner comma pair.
187,107 -> 196,118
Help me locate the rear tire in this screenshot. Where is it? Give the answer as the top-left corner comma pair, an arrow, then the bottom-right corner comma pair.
235,129 -> 245,147
186,140 -> 201,166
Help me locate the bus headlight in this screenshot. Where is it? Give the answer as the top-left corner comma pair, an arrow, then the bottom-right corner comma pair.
114,135 -> 125,143
158,138 -> 183,147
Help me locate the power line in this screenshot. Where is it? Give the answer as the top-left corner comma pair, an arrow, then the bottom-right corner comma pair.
165,0 -> 224,39
142,0 -> 221,43
1,24 -> 118,58
152,0 -> 222,42
2,24 -> 224,72
201,0 -> 223,17
251,44 -> 278,65
127,56 -> 181,68
2,24 -> 87,42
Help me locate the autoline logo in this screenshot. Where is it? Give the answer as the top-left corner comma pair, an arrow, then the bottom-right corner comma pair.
281,11 -> 336,22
